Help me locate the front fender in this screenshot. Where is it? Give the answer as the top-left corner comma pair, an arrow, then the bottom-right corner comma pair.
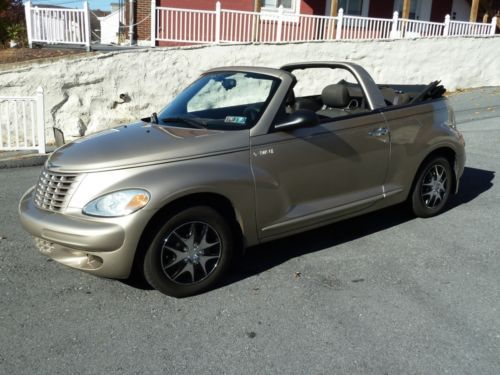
68,150 -> 258,246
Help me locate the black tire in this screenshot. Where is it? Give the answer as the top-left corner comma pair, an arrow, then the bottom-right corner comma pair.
143,206 -> 234,298
411,156 -> 452,218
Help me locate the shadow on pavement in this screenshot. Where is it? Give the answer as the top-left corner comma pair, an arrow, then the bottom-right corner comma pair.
223,166 -> 495,287
121,167 -> 494,292
446,166 -> 495,209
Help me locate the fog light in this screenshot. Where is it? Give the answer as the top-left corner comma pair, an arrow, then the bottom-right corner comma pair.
35,238 -> 55,254
87,255 -> 103,268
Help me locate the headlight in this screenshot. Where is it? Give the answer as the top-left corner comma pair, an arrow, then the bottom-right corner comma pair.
83,189 -> 150,217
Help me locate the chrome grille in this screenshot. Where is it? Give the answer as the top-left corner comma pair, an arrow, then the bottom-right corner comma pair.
34,169 -> 80,212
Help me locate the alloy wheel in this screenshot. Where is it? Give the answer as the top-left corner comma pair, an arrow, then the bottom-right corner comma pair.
420,164 -> 448,209
160,221 -> 222,285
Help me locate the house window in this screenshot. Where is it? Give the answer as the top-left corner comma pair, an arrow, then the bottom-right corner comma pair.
260,0 -> 301,21
262,0 -> 297,12
339,0 -> 363,16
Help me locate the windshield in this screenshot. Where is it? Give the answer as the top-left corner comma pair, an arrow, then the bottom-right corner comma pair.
157,71 -> 280,130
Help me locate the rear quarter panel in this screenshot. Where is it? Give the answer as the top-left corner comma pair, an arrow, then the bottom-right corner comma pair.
381,98 -> 464,201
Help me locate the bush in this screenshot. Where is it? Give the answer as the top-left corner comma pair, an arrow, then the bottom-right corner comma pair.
0,0 -> 25,48
6,22 -> 27,46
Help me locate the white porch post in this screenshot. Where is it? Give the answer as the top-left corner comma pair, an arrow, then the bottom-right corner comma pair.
491,16 -> 498,36
83,1 -> 91,51
276,4 -> 283,42
129,0 -> 136,45
470,0 -> 479,22
36,87 -> 46,154
215,1 -> 221,44
24,1 -> 33,48
443,14 -> 450,36
150,0 -> 156,46
335,8 -> 343,40
390,11 -> 399,38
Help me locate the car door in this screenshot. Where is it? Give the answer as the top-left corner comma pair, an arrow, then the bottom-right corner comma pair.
251,112 -> 390,239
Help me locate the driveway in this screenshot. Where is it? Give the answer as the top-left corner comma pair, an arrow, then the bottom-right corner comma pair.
0,88 -> 499,374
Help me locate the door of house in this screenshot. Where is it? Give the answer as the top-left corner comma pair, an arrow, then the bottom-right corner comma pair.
368,0 -> 394,19
430,0 -> 453,22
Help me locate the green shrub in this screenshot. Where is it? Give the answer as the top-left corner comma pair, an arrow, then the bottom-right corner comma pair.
6,22 -> 27,46
0,0 -> 25,48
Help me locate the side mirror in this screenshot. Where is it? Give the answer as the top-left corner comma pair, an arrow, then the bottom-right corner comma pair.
274,110 -> 319,131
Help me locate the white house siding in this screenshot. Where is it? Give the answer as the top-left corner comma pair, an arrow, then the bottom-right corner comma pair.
416,0 -> 433,21
0,37 -> 498,140
451,0 -> 471,21
361,0 -> 370,17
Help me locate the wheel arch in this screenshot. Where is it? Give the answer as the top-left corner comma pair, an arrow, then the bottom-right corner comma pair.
410,146 -> 458,198
131,192 -> 245,278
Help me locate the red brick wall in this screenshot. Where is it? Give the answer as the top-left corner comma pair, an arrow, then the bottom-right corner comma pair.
153,1 -> 326,18
137,0 -> 152,41
301,0 -> 326,16
142,0 -> 329,46
158,0 -> 254,11
123,0 -> 152,43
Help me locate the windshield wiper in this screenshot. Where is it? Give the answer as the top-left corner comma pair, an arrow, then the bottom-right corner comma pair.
161,116 -> 206,129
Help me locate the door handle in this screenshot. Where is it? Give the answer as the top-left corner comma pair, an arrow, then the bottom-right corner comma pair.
368,127 -> 389,137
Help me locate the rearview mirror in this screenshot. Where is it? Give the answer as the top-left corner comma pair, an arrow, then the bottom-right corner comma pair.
221,78 -> 237,91
274,110 -> 319,131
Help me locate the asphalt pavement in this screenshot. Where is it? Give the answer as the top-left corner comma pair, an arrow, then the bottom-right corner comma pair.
0,88 -> 499,374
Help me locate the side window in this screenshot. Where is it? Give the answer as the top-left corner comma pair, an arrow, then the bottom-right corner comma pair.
291,68 -> 370,121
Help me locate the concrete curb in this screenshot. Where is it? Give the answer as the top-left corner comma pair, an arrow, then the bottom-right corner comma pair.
0,154 -> 48,169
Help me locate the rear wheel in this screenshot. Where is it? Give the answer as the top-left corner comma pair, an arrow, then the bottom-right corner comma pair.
411,156 -> 452,218
143,206 -> 234,297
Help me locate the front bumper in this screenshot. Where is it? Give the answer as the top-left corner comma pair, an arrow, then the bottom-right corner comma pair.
19,187 -> 142,279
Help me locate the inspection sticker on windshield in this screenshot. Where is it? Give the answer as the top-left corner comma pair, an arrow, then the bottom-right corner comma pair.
224,116 -> 247,125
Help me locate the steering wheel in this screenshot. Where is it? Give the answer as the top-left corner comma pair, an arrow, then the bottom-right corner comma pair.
243,106 -> 260,126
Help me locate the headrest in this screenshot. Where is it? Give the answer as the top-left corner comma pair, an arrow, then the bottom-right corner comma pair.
321,84 -> 350,108
380,87 -> 397,104
285,89 -> 295,106
395,93 -> 411,105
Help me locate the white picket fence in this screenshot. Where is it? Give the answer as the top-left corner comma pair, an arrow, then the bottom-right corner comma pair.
448,19 -> 494,36
22,0 -> 498,48
340,13 -> 395,40
0,88 -> 46,154
24,1 -> 91,51
152,1 -> 498,46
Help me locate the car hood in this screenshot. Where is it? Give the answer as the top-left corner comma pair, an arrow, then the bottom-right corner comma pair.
47,122 -> 250,172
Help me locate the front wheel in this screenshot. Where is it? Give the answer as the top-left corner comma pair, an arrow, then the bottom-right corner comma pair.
410,156 -> 452,218
143,206 -> 234,297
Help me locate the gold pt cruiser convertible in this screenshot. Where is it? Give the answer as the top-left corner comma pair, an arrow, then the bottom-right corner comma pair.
19,62 -> 466,297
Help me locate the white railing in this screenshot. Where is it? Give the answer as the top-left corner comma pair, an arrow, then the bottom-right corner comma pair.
152,1 -> 498,46
448,19 -> 495,36
24,1 -> 91,51
282,13 -> 337,42
397,18 -> 445,38
0,88 -> 46,154
219,8 -> 338,43
340,10 -> 395,40
220,8 -> 260,43
156,6 -> 217,43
